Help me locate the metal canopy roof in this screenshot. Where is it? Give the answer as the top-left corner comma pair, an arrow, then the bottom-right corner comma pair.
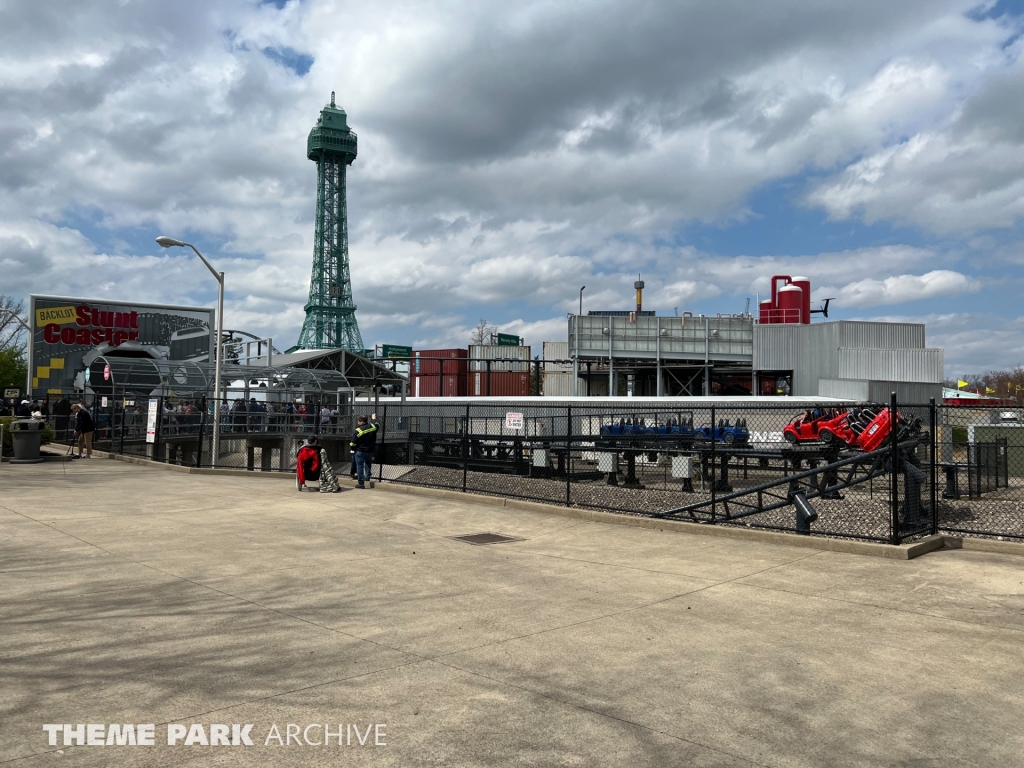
94,356 -> 350,392
249,348 -> 407,389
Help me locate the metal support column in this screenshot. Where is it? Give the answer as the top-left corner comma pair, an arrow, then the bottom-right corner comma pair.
703,316 -> 710,397
571,315 -> 579,397
608,317 -> 614,396
655,316 -> 662,397
929,398 -> 937,535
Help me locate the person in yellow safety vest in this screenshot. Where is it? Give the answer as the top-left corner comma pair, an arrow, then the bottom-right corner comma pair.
350,413 -> 379,489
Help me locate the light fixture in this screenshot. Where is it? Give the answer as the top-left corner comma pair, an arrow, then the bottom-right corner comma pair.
157,235 -> 225,467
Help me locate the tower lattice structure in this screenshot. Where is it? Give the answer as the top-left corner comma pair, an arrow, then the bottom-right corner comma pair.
296,92 -> 364,351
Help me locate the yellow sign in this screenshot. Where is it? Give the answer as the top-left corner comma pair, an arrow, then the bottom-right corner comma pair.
35,305 -> 77,327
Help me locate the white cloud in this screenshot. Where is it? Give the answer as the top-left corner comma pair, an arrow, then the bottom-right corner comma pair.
0,0 -> 1020,354
832,270 -> 981,307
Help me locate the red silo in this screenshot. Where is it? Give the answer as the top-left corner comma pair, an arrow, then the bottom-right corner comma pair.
758,299 -> 775,324
791,276 -> 811,324
777,284 -> 803,324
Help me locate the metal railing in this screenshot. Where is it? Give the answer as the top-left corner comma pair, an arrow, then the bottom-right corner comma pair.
43,392 -> 1024,544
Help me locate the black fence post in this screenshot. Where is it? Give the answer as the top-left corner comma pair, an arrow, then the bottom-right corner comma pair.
929,397 -> 937,536
377,402 -> 387,484
566,404 -> 572,507
462,403 -> 470,493
195,395 -> 207,467
710,404 -> 716,523
890,392 -> 899,545
118,395 -> 127,456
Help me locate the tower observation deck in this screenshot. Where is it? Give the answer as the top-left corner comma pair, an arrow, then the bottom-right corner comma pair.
296,92 -> 364,352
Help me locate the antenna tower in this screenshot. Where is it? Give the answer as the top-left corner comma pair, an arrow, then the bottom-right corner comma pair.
296,92 -> 364,351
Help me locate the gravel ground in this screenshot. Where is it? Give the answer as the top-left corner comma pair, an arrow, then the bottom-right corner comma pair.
379,461 -> 1024,542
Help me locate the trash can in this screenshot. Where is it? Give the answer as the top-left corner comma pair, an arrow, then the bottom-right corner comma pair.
11,419 -> 45,464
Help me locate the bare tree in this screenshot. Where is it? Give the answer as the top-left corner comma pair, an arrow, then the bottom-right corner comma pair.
0,295 -> 27,354
469,318 -> 496,346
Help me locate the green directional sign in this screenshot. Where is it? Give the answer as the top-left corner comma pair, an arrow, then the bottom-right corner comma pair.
381,344 -> 413,358
496,333 -> 521,347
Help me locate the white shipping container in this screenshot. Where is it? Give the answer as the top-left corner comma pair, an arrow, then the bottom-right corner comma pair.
542,371 -> 575,397
469,345 -> 531,372
543,341 -> 571,372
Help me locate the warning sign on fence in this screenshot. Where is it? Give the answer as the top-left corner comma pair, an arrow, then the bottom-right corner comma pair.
146,398 -> 158,444
505,412 -> 524,430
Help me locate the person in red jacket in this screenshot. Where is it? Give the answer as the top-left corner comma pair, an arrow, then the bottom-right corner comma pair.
296,436 -> 342,493
296,437 -> 321,491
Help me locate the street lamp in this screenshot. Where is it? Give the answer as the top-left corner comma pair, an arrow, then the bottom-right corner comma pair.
156,236 -> 224,467
579,286 -> 586,317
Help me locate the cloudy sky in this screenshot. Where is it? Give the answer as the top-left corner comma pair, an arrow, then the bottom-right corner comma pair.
2,0 -> 1024,376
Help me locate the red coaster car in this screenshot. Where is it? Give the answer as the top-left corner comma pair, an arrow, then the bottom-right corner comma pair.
847,407 -> 897,452
782,408 -> 853,445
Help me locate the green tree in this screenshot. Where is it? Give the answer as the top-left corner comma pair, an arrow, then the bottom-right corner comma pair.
0,295 -> 28,394
0,347 -> 27,392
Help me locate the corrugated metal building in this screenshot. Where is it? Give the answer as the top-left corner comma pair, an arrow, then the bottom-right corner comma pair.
563,315 -> 943,401
567,314 -> 755,396
752,321 -> 943,401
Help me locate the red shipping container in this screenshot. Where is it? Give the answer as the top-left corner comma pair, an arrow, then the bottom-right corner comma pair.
470,370 -> 531,397
411,372 -> 467,397
412,348 -> 468,375
410,349 -> 468,397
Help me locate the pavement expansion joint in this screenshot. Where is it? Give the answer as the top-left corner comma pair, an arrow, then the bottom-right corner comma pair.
733,578 -> 1024,634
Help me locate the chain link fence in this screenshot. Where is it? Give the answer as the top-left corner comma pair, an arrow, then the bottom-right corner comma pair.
44,391 -> 1024,544
935,403 -> 1024,541
372,396 -> 940,543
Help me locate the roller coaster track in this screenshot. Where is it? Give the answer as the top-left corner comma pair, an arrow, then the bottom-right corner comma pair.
655,433 -> 926,524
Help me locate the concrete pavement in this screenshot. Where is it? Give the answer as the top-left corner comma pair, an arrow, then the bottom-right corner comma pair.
2,459 -> 1023,766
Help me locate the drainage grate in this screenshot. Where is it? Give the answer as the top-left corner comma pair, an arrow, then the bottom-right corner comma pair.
449,532 -> 525,546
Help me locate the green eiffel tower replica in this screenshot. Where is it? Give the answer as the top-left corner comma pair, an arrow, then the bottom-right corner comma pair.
295,92 -> 364,352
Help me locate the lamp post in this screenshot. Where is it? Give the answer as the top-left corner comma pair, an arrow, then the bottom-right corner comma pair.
156,236 -> 224,467
579,286 -> 586,317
